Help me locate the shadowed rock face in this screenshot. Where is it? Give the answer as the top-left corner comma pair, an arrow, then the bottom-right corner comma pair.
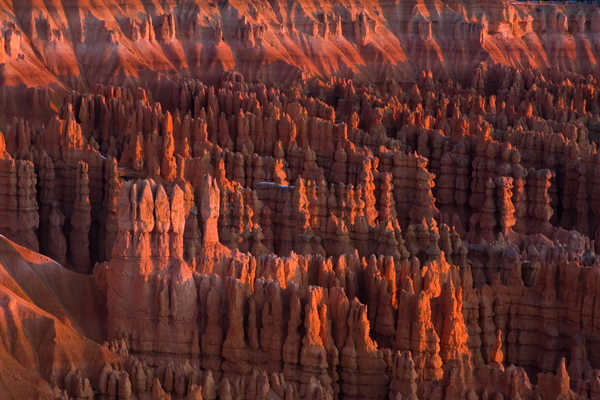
3,0 -> 600,399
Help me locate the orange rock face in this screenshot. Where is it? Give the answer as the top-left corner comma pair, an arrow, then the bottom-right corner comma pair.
3,0 -> 600,399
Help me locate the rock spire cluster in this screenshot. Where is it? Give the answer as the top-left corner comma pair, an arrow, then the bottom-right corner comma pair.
2,1 -> 600,399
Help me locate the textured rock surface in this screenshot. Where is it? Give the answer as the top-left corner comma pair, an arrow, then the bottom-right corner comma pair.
3,0 -> 600,399
0,0 -> 597,87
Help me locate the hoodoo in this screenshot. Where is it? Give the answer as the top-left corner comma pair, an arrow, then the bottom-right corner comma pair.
2,0 -> 600,399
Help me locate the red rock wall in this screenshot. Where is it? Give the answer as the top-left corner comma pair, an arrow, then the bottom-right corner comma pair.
2,1 -> 600,399
0,1 -> 596,87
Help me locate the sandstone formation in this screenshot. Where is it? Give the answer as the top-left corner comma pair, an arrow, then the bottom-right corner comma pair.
0,0 -> 596,88
3,0 -> 600,399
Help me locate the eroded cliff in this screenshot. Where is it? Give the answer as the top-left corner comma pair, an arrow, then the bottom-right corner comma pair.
0,0 -> 597,87
1,0 -> 600,399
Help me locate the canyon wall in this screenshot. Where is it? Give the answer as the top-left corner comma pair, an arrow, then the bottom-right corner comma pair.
0,0 -> 597,87
1,0 -> 600,399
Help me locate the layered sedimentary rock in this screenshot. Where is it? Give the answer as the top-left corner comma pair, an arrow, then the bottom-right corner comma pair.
0,132 -> 39,251
0,0 -> 597,87
97,179 -> 199,356
3,0 -> 600,399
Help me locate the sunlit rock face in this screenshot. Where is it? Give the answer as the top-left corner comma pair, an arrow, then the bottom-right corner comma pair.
4,0 -> 600,399
0,0 -> 598,87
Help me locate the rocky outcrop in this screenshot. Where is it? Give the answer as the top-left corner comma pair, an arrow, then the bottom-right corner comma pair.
69,161 -> 91,273
0,1 -> 597,87
3,2 -> 600,398
0,131 -> 38,251
99,179 -> 199,355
